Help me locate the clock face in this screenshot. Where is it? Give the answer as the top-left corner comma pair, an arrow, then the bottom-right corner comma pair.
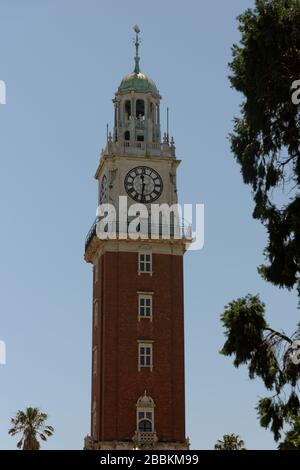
124,166 -> 163,203
100,175 -> 107,204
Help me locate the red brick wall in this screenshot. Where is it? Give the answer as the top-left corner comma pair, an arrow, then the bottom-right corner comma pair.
91,250 -> 185,443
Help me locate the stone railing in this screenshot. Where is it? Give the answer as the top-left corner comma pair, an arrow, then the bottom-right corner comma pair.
102,139 -> 176,158
132,431 -> 158,446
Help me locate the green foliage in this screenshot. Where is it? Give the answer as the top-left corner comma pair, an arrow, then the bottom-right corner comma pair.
221,295 -> 300,441
258,393 -> 300,442
222,0 -> 300,446
8,407 -> 54,450
214,434 -> 246,450
229,0 -> 300,292
220,295 -> 267,366
278,415 -> 300,449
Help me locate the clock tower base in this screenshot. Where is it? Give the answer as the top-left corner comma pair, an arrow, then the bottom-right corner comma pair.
84,435 -> 190,450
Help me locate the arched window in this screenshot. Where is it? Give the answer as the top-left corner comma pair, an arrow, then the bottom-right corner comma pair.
136,391 -> 155,434
124,130 -> 130,141
138,417 -> 152,432
124,100 -> 131,120
136,99 -> 145,119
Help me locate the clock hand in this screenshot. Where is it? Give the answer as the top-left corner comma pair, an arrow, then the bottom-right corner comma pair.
140,171 -> 145,196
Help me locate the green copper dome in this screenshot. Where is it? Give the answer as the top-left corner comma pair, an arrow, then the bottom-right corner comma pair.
117,26 -> 159,97
118,71 -> 159,96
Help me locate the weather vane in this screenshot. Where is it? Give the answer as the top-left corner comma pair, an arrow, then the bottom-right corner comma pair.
133,25 -> 141,74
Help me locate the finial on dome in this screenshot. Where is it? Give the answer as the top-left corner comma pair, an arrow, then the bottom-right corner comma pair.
133,25 -> 141,74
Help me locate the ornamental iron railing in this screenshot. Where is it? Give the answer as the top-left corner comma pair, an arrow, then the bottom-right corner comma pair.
85,218 -> 192,252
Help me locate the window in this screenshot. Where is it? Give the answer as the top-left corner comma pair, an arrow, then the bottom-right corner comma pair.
138,294 -> 152,319
137,134 -> 144,142
124,100 -> 131,119
124,130 -> 130,141
136,99 -> 145,119
139,253 -> 152,273
136,392 -> 155,437
138,412 -> 153,432
138,342 -> 153,370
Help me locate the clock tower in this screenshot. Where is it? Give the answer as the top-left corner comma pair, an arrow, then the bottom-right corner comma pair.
84,27 -> 191,450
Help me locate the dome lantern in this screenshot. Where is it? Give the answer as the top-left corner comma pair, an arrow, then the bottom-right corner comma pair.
117,25 -> 160,97
105,26 -> 178,157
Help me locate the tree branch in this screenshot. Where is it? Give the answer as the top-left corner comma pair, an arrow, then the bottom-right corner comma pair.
264,327 -> 293,345
279,155 -> 297,167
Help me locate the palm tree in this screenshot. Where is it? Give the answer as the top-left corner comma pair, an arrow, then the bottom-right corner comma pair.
8,407 -> 54,450
214,433 -> 246,450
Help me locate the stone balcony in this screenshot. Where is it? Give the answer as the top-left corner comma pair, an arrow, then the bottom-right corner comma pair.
83,433 -> 190,450
85,218 -> 193,254
132,431 -> 158,447
102,137 -> 176,158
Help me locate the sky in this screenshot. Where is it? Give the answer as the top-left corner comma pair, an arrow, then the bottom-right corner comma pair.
0,0 -> 298,450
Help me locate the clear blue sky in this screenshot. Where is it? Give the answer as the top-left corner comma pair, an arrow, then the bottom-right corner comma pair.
0,0 -> 298,450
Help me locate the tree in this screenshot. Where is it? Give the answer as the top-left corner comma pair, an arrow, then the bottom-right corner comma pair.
229,0 -> 300,294
8,407 -> 54,450
278,416 -> 300,449
221,0 -> 300,446
214,434 -> 246,450
221,295 -> 300,443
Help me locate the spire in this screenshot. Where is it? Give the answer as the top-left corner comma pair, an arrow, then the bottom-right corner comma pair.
133,25 -> 141,74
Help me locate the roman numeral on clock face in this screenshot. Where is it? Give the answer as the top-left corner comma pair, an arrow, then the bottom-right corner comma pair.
124,166 -> 163,203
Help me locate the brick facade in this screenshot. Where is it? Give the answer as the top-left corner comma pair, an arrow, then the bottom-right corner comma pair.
91,250 -> 186,444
